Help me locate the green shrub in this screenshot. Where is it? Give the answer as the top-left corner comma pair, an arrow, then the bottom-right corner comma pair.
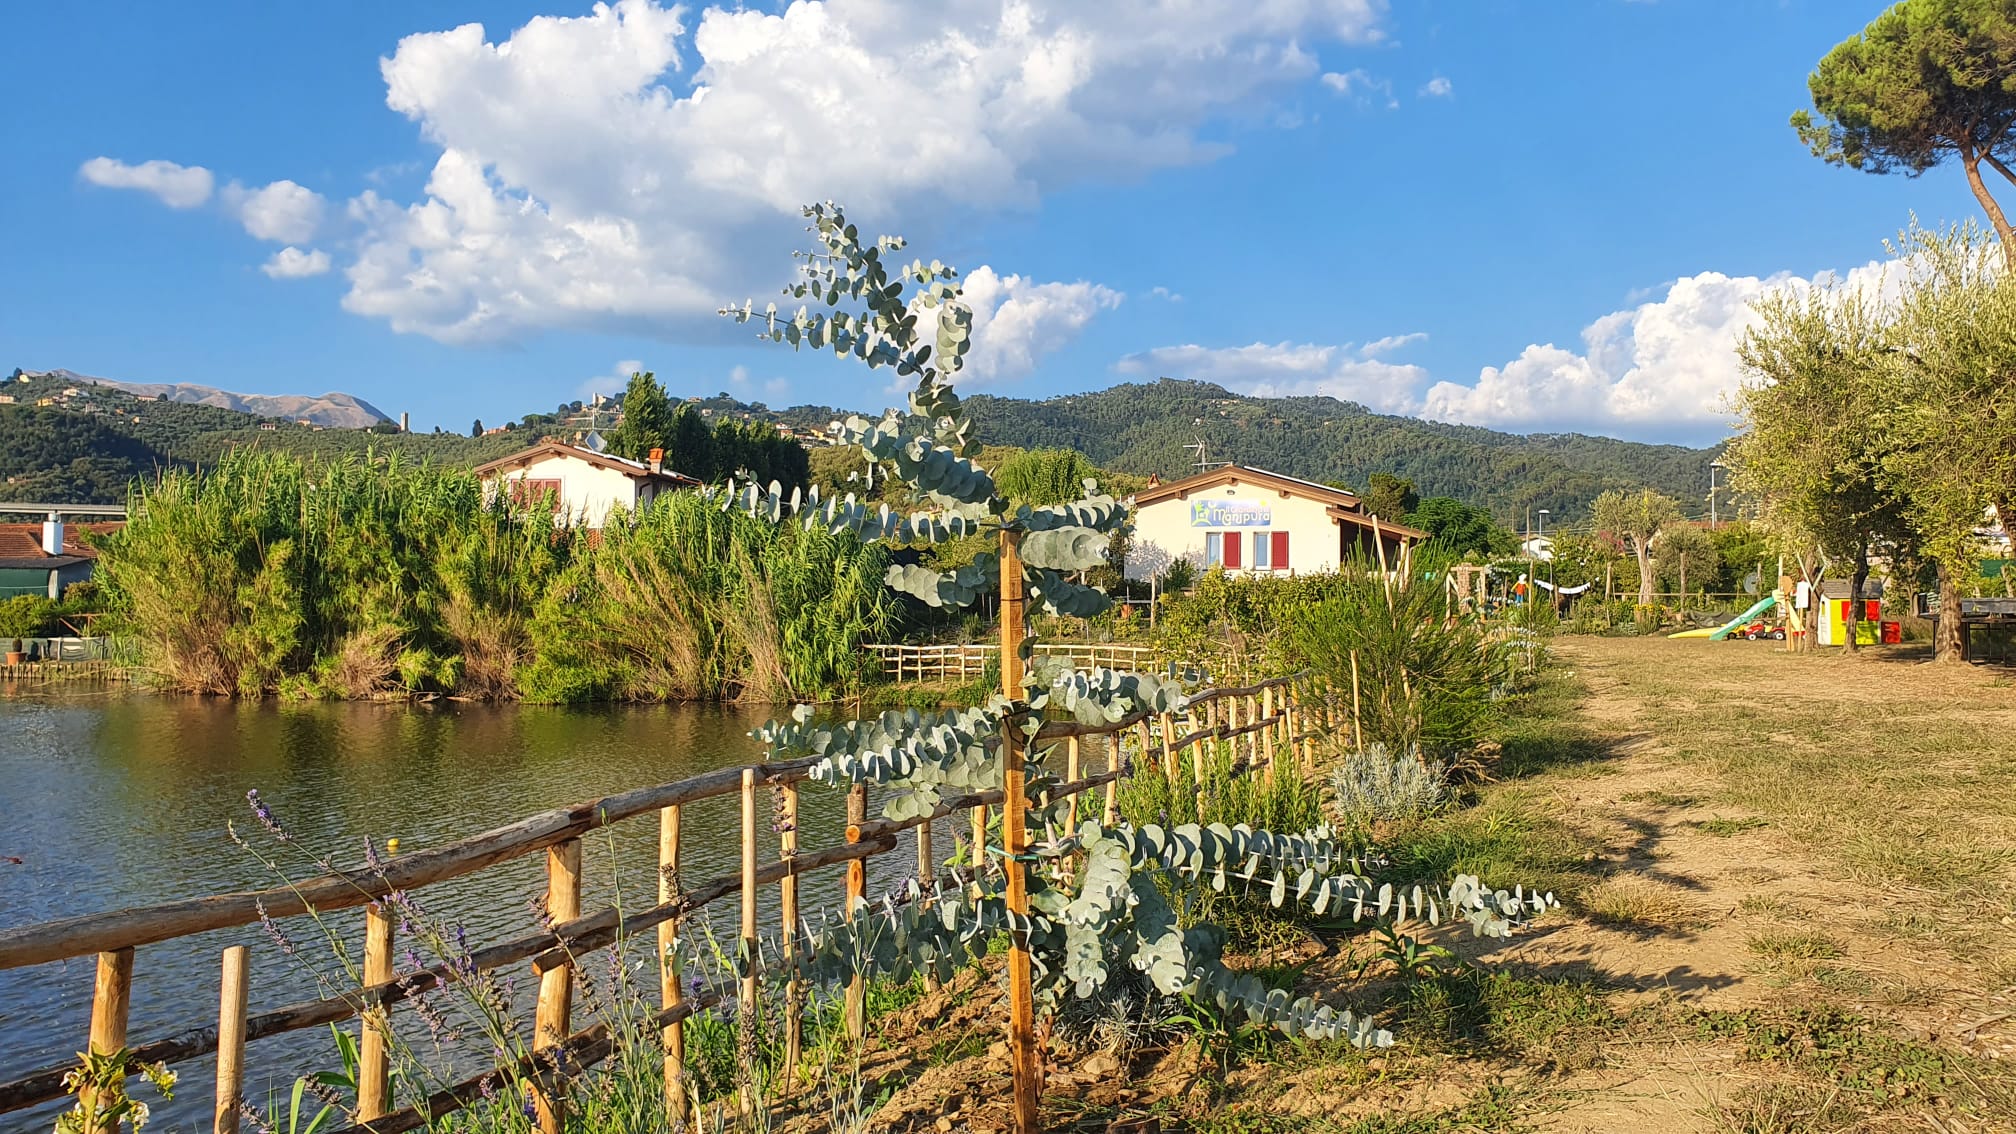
1330,745 -> 1450,834
0,595 -> 58,640
1281,554 -> 1505,757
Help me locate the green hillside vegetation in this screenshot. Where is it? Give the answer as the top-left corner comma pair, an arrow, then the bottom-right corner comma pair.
962,380 -> 1714,522
7,367 -> 1711,522
768,379 -> 1715,522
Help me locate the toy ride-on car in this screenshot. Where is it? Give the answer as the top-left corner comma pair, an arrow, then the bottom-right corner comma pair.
1738,621 -> 1786,640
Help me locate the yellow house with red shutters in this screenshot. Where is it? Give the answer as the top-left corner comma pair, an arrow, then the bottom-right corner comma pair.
1123,466 -> 1425,581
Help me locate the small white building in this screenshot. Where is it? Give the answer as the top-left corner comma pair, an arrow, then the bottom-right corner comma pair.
1124,465 -> 1426,581
474,442 -> 698,527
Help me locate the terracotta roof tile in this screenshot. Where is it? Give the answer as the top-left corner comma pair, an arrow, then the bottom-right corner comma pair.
0,521 -> 122,561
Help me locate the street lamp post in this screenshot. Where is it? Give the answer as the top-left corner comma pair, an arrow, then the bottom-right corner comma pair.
1538,509 -> 1551,596
1709,459 -> 1727,529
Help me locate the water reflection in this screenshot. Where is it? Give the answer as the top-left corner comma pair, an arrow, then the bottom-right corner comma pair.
0,691 -> 1021,1134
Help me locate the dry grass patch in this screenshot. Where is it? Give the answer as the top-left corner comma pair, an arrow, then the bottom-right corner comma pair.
1746,931 -> 1845,963
1584,877 -> 1704,931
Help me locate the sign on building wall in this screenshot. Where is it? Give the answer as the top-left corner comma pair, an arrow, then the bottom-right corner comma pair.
1189,498 -> 1272,527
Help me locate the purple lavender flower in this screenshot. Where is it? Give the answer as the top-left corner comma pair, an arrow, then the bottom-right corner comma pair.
255,900 -> 298,958
245,790 -> 288,841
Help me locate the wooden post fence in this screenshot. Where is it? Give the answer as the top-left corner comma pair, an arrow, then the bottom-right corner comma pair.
357,903 -> 394,1123
659,803 -> 685,1125
997,529 -> 1040,1134
213,946 -> 248,1134
0,667 -> 1311,1134
83,948 -> 133,1134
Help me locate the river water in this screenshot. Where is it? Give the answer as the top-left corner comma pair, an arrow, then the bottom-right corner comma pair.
0,689 -> 978,1134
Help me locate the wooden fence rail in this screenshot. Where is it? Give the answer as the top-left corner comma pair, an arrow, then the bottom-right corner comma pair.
0,672 -> 1339,1133
865,642 -> 1163,682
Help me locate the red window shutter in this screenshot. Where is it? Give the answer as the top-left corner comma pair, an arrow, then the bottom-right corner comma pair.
1223,532 -> 1242,569
1271,531 -> 1289,570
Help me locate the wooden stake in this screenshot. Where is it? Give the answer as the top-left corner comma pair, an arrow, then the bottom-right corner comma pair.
1159,712 -> 1176,782
916,803 -> 940,994
1262,686 -> 1276,783
659,804 -> 686,1125
1102,734 -> 1120,828
1064,737 -> 1081,830
1349,650 -> 1364,752
781,783 -> 804,1075
214,946 -> 248,1134
358,903 -> 394,1122
533,839 -> 581,1134
83,948 -> 133,1134
997,529 -> 1041,1134
844,783 -> 867,1041
738,769 -> 759,1124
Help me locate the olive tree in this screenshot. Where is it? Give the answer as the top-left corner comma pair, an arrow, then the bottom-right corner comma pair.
1592,489 -> 1684,606
1732,280 -> 1915,653
1879,221 -> 2016,660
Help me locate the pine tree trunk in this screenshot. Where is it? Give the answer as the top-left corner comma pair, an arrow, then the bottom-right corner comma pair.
1961,147 -> 2016,271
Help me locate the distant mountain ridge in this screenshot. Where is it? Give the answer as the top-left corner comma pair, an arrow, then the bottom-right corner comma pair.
21,368 -> 390,429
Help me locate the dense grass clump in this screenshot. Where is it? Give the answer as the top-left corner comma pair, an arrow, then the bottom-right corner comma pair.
98,450 -> 895,702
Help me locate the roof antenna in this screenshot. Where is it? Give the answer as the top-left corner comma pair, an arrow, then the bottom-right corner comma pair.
1183,418 -> 1227,474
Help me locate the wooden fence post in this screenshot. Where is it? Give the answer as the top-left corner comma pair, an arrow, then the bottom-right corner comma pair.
659,804 -> 686,1126
844,783 -> 868,1041
83,948 -> 133,1134
997,529 -> 1040,1134
779,783 -> 804,1076
533,839 -> 582,1134
916,806 -> 940,994
357,903 -> 394,1122
1102,734 -> 1120,828
1065,737 -> 1081,830
738,769 -> 760,1124
214,945 -> 248,1134
1262,686 -> 1276,783
1159,712 -> 1177,781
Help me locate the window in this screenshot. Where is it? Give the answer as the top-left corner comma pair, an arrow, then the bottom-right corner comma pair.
509,477 -> 563,510
1252,532 -> 1270,570
1204,531 -> 1243,568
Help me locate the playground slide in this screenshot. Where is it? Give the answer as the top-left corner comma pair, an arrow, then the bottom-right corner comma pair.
1709,594 -> 1779,640
1671,593 -> 1778,640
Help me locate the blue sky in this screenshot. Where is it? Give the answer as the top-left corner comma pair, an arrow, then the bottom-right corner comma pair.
0,0 -> 1987,445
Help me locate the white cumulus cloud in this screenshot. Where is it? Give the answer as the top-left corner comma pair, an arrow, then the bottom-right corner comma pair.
1419,76 -> 1452,98
1117,340 -> 1428,414
297,0 -> 1386,343
78,157 -> 215,208
261,247 -> 332,279
1420,261 -> 1894,440
957,266 -> 1123,384
226,180 -> 327,243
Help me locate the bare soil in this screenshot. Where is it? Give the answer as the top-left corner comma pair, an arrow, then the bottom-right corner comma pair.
838,637 -> 2016,1133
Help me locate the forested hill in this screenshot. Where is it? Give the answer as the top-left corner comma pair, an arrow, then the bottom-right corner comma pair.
784,380 -> 1718,522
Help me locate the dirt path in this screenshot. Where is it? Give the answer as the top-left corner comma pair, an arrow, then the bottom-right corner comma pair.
1502,638 -> 2016,1132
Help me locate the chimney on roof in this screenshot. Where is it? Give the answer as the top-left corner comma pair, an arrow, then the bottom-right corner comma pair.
400,412 -> 410,433
42,512 -> 63,556
648,447 -> 664,474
